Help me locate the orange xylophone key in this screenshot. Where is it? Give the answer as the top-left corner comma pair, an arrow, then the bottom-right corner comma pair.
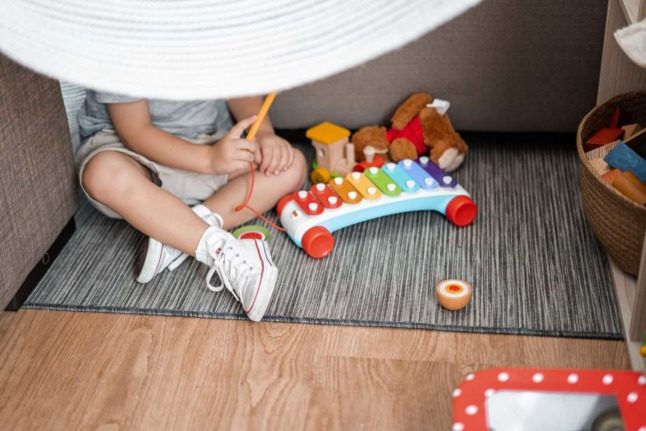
329,177 -> 363,204
310,183 -> 343,208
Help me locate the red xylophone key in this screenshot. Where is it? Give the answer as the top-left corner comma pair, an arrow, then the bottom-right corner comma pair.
293,190 -> 324,215
311,183 -> 343,209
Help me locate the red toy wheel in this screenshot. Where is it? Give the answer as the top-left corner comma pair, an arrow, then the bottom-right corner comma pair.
302,226 -> 334,259
446,196 -> 477,227
276,193 -> 294,217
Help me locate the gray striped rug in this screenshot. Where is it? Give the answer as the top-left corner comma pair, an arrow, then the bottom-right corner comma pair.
25,133 -> 622,338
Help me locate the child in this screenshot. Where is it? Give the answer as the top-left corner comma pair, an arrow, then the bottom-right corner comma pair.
76,92 -> 307,321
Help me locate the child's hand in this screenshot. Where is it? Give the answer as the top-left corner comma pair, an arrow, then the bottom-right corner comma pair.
209,116 -> 258,175
256,133 -> 295,176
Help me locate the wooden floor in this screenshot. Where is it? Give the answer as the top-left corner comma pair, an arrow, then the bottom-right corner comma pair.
0,310 -> 630,430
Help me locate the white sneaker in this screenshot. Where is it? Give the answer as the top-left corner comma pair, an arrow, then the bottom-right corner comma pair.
204,230 -> 278,322
136,205 -> 222,284
135,238 -> 188,283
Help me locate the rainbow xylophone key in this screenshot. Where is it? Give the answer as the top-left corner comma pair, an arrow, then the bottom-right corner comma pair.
276,158 -> 477,258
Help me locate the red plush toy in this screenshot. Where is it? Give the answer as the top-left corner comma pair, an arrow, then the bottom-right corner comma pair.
351,92 -> 468,172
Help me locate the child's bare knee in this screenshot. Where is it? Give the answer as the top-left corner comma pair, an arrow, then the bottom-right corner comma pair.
82,152 -> 132,202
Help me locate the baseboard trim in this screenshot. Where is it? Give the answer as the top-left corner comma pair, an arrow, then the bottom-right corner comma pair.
5,217 -> 76,311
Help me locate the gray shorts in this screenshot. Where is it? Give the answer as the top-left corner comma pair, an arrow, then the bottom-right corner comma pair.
76,129 -> 229,219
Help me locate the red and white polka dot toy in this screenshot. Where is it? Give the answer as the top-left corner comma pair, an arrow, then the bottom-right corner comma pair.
452,368 -> 646,430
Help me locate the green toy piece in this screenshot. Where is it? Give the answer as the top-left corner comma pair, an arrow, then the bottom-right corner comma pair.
232,225 -> 271,241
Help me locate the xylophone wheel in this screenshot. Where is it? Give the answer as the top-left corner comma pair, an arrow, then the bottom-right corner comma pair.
302,226 -> 334,259
445,196 -> 477,227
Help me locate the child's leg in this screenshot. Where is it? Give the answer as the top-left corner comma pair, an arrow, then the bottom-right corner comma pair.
82,151 -> 208,255
83,149 -> 299,321
201,150 -> 307,229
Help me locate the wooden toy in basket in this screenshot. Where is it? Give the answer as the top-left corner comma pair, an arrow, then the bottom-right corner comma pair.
276,157 -> 477,258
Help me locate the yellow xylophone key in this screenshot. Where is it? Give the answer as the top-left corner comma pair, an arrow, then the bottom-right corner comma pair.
345,172 -> 382,200
329,176 -> 363,204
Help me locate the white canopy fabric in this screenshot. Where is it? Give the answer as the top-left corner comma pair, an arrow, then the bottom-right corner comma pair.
615,19 -> 646,68
0,0 -> 481,99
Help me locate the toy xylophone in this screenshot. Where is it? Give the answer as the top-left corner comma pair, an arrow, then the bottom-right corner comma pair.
276,156 -> 477,258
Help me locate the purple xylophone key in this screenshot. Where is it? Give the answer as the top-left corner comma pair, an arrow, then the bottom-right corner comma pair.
418,156 -> 457,187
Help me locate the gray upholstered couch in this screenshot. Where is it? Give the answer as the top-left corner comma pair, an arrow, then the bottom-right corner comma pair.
0,0 -> 608,308
0,55 -> 78,308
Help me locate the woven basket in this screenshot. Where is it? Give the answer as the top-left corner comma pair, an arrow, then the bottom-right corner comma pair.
577,91 -> 646,276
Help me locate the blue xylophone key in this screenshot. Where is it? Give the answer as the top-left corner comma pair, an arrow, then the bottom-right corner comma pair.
382,162 -> 420,192
418,156 -> 457,187
398,159 -> 438,190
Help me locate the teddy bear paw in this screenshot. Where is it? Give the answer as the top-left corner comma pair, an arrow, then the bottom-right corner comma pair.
436,148 -> 465,172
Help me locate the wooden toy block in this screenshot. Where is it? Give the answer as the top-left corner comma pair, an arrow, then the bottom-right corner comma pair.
589,157 -> 611,176
611,172 -> 646,205
307,122 -> 355,176
601,168 -> 622,184
604,142 -> 646,183
621,123 -> 641,140
306,121 -> 351,144
623,171 -> 646,195
584,127 -> 624,152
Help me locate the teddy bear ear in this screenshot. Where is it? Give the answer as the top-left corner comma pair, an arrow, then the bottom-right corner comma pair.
391,93 -> 434,130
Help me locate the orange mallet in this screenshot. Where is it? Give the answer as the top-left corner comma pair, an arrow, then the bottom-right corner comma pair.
245,91 -> 277,142
234,92 -> 286,231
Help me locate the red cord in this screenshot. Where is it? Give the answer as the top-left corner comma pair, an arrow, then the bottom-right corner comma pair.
232,92 -> 286,232
234,161 -> 287,232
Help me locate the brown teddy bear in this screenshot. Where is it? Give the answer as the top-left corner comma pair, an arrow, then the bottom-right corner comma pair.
351,92 -> 468,172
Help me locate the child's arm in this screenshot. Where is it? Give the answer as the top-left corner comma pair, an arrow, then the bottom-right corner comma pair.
228,96 -> 295,176
108,100 -> 257,175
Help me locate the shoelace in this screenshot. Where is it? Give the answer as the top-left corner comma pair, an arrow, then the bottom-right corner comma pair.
205,240 -> 258,301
